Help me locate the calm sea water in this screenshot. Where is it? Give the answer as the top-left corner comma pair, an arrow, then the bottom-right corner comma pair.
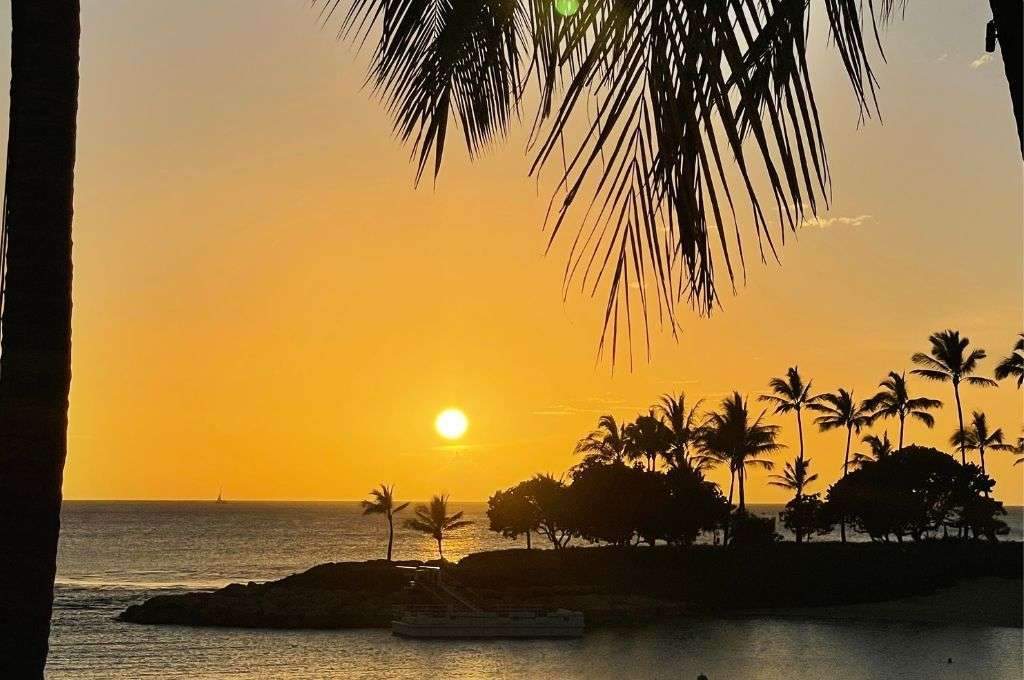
49,501 -> 1023,679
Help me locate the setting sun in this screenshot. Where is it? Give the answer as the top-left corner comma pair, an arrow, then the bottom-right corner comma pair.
435,408 -> 468,440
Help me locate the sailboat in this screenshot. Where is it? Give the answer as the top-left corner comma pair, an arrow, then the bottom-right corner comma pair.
215,487 -> 227,504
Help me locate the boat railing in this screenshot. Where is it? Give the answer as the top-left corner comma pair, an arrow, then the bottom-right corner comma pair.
394,603 -> 562,618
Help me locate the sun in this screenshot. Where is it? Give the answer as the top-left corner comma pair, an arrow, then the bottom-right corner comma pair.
435,408 -> 468,440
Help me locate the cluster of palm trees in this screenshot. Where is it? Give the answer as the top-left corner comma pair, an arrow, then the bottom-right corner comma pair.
574,330 -> 1023,516
360,486 -> 471,561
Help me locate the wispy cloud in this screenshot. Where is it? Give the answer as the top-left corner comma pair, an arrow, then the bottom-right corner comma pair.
936,53 -> 949,63
800,214 -> 873,230
971,53 -> 994,69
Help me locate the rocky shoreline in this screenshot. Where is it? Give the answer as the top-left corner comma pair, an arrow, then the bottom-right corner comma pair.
119,542 -> 1023,629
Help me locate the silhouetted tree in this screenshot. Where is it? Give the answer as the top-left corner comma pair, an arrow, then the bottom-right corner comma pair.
912,330 -> 997,465
950,411 -> 1014,478
0,3 -> 81,674
328,0 -> 1023,360
826,446 -> 997,542
865,371 -> 942,449
699,393 -> 783,513
760,367 -> 817,476
566,462 -> 658,546
487,484 -> 539,549
519,474 -> 573,549
769,457 -> 818,543
624,411 -> 674,471
405,495 -> 472,560
574,415 -> 628,469
994,333 -> 1024,388
655,392 -> 707,470
809,388 -> 871,543
361,484 -> 409,561
660,464 -> 731,546
849,432 -> 895,470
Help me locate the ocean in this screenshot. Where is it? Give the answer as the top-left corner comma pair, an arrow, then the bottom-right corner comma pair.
48,501 -> 1023,678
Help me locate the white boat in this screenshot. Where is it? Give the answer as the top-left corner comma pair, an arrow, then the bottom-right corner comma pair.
391,565 -> 584,639
392,606 -> 584,639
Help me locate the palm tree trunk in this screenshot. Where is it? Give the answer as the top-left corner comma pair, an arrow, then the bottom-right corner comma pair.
796,408 -> 805,463
437,538 -> 443,560
898,414 -> 905,450
738,468 -> 746,513
840,426 -> 852,543
953,381 -> 966,465
0,3 -> 80,675
526,529 -> 531,550
386,515 -> 394,561
991,0 -> 1023,154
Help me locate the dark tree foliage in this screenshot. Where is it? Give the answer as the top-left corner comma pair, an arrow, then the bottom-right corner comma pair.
487,474 -> 573,548
727,511 -> 780,546
778,493 -> 833,541
564,461 -> 728,546
657,464 -> 730,546
487,484 -> 541,548
825,446 -> 1003,542
565,461 -> 657,546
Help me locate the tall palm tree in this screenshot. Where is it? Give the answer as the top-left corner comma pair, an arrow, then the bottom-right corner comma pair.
949,412 -> 1014,477
330,0 -> 1022,361
623,410 -> 674,471
655,392 -> 706,470
698,393 -> 783,513
0,3 -> 81,675
574,414 -> 628,468
405,495 -> 473,561
808,389 -> 872,479
361,484 -> 410,561
994,333 -> 1024,388
849,432 -> 894,470
759,367 -> 817,475
912,330 -> 998,464
865,371 -> 942,450
808,388 -> 871,542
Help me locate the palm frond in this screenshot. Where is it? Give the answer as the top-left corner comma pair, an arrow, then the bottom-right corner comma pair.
328,0 -> 897,361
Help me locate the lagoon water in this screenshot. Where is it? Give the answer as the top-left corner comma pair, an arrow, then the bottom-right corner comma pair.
50,501 -> 1023,678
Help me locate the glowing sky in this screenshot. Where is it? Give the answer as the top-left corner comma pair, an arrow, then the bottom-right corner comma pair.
1,2 -> 1018,502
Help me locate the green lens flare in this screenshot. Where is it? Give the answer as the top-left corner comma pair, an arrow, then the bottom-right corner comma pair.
554,0 -> 580,17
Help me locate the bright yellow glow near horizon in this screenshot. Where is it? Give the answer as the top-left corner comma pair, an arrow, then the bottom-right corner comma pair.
435,409 -> 469,440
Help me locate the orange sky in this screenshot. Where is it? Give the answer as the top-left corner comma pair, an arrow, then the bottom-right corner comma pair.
2,2 -> 1019,503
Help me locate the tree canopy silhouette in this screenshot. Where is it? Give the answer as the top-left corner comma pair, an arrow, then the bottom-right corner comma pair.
324,0 -> 1023,359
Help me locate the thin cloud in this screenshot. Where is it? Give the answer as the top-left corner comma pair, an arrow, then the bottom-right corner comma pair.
800,214 -> 873,230
971,53 -> 994,69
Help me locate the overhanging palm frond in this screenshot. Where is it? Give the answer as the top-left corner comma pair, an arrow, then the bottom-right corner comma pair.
326,0 -> 899,361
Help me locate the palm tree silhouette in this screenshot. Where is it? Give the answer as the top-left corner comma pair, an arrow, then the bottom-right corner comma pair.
655,392 -> 706,470
912,330 -> 997,464
331,0 -> 1022,358
405,495 -> 473,561
361,484 -> 410,561
849,432 -> 895,470
809,388 -> 871,542
949,412 -> 1014,478
809,389 -> 872,478
769,458 -> 818,497
0,4 -> 81,673
574,415 -> 628,468
759,367 -> 817,481
624,411 -> 674,472
994,333 -> 1024,388
865,371 -> 942,450
698,393 -> 783,513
